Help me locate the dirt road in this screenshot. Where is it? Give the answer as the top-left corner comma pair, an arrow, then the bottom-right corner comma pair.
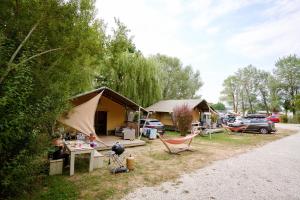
123,124 -> 300,200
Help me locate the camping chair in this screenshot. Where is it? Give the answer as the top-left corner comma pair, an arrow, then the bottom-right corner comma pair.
156,132 -> 199,154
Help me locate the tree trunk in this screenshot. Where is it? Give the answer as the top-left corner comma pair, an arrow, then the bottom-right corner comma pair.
231,92 -> 236,113
236,91 -> 239,114
241,93 -> 245,116
291,90 -> 296,115
245,87 -> 253,113
260,89 -> 269,115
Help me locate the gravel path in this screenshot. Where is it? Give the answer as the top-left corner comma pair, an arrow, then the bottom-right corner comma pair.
123,124 -> 300,200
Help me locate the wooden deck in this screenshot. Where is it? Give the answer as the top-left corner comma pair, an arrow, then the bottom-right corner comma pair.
95,136 -> 146,151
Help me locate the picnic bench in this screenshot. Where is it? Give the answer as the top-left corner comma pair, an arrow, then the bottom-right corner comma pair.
64,141 -> 95,176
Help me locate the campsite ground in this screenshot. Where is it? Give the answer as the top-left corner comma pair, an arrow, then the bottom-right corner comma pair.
27,124 -> 297,200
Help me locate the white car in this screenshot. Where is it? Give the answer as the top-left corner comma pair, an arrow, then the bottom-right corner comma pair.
228,117 -> 249,127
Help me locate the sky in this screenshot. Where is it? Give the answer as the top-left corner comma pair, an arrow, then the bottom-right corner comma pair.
95,0 -> 300,103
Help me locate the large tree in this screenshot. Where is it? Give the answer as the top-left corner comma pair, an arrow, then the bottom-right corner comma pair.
221,65 -> 274,115
254,69 -> 272,114
237,65 -> 258,114
151,54 -> 203,100
0,0 -> 104,197
95,19 -> 162,107
220,75 -> 240,113
274,55 -> 300,115
211,102 -> 226,111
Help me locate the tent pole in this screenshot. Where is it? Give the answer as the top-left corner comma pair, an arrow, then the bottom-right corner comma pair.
138,106 -> 141,139
139,111 -> 150,140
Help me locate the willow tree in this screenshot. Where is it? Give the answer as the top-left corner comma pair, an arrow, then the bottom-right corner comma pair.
95,19 -> 162,107
150,54 -> 203,100
97,51 -> 162,107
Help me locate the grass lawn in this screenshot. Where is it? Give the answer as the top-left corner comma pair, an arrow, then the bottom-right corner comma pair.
26,127 -> 296,200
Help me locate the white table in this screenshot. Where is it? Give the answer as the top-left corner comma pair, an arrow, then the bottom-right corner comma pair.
64,141 -> 95,176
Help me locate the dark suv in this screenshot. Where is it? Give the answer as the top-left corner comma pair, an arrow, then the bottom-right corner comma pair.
245,119 -> 276,134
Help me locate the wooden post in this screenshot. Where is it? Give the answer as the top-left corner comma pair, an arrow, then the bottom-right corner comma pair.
137,106 -> 141,138
156,133 -> 173,154
139,111 -> 150,140
70,152 -> 75,176
89,150 -> 94,172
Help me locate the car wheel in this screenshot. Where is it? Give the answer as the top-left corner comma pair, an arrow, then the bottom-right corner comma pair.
259,128 -> 268,134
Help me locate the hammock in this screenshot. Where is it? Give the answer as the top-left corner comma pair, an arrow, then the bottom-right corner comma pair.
222,124 -> 248,133
157,132 -> 199,154
161,133 -> 198,144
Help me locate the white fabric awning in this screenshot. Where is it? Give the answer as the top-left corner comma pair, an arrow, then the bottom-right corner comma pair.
58,92 -> 102,137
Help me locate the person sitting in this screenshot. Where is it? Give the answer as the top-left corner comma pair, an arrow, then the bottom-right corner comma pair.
52,146 -> 69,167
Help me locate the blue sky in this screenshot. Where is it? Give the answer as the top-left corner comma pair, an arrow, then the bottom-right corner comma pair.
96,0 -> 300,103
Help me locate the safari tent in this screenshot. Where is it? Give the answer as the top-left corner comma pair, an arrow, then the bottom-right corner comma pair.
58,87 -> 146,143
145,99 -> 217,129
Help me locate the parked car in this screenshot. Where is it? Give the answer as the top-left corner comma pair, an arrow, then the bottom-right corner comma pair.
267,115 -> 280,123
139,119 -> 165,134
227,116 -> 249,127
244,119 -> 276,134
222,115 -> 236,124
244,114 -> 267,119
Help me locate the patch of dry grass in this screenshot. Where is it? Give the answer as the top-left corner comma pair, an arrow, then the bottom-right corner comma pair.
30,127 -> 297,200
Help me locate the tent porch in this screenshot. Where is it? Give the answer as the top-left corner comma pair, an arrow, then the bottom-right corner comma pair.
96,136 -> 145,150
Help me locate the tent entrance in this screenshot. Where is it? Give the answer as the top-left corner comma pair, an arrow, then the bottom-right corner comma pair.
95,111 -> 107,135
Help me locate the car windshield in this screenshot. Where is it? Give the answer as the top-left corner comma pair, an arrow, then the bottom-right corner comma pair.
236,117 -> 242,120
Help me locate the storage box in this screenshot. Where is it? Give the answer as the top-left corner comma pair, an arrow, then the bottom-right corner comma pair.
123,128 -> 135,140
49,159 -> 63,175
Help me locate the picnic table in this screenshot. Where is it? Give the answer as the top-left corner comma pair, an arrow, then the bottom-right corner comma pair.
64,140 -> 95,176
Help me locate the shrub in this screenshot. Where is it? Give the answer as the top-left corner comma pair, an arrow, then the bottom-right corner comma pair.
172,104 -> 193,136
0,0 -> 103,198
211,114 -> 218,123
0,133 -> 49,198
288,113 -> 300,124
280,115 -> 288,123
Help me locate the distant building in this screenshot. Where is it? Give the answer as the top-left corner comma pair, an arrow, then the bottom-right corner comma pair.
146,99 -> 217,129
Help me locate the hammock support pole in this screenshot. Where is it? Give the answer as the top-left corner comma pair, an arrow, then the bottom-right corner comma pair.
156,132 -> 198,154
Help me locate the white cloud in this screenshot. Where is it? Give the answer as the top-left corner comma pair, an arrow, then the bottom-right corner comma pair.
95,0 -> 300,103
189,0 -> 257,30
227,3 -> 300,59
206,26 -> 220,34
263,0 -> 300,18
96,0 -> 187,58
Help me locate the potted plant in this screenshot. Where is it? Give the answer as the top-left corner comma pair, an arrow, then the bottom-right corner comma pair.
211,114 -> 218,129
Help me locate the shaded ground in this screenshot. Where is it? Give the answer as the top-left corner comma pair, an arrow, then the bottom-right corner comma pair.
27,124 -> 298,200
123,124 -> 300,200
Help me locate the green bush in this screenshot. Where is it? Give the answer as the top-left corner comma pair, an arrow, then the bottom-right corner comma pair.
0,0 -> 104,198
288,113 -> 300,124
280,115 -> 288,123
0,132 -> 49,198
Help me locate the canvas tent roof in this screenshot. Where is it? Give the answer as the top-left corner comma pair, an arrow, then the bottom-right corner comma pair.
71,87 -> 146,112
146,99 -> 216,113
